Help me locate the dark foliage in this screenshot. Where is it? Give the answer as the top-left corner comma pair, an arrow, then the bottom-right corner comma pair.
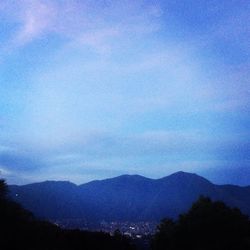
0,179 -> 135,250
0,179 -> 8,198
152,196 -> 250,250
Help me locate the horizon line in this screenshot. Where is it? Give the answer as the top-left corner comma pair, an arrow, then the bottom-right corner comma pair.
7,171 -> 250,188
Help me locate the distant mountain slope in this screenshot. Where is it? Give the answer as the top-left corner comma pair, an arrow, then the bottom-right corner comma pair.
9,171 -> 250,222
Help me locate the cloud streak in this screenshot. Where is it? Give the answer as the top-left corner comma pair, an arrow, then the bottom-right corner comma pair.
1,129 -> 249,184
0,1 -> 249,185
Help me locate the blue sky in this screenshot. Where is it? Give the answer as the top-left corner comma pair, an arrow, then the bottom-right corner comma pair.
0,0 -> 250,185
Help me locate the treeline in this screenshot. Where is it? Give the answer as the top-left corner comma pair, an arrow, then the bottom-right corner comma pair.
1,179 -> 250,250
0,180 -> 135,250
152,196 -> 250,250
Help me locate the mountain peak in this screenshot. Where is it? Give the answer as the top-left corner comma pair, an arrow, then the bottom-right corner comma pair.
101,174 -> 152,184
115,174 -> 151,180
23,180 -> 77,189
169,171 -> 197,178
170,171 -> 189,175
159,171 -> 212,184
9,171 -> 250,222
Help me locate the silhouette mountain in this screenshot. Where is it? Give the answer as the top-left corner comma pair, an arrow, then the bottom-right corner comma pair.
9,172 -> 250,222
0,180 -> 135,250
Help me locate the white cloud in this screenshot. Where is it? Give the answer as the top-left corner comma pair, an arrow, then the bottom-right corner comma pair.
1,1 -> 250,185
1,0 -> 162,52
15,0 -> 56,45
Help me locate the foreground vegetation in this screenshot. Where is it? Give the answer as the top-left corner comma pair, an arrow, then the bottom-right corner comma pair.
1,179 -> 250,250
0,180 -> 135,250
152,196 -> 250,250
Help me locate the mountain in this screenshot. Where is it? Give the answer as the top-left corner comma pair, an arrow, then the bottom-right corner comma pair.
9,171 -> 250,222
0,180 -> 134,250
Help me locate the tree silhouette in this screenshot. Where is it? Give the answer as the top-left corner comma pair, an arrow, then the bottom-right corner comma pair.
0,179 -> 7,198
0,179 -> 135,250
152,196 -> 250,250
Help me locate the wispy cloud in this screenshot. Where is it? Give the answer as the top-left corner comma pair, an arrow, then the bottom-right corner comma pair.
15,0 -> 56,45
1,128 -> 249,183
1,0 -> 162,53
0,1 -> 250,185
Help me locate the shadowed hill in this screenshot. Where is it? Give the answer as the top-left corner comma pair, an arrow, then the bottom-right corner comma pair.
0,180 -> 135,250
9,172 -> 250,222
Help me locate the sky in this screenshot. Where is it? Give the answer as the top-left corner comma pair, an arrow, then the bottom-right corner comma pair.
0,0 -> 250,185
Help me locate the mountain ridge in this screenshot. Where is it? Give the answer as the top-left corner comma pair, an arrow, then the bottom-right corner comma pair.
9,171 -> 250,222
10,171 -> 250,187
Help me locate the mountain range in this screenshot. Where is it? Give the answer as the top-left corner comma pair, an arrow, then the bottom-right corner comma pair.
9,171 -> 250,222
